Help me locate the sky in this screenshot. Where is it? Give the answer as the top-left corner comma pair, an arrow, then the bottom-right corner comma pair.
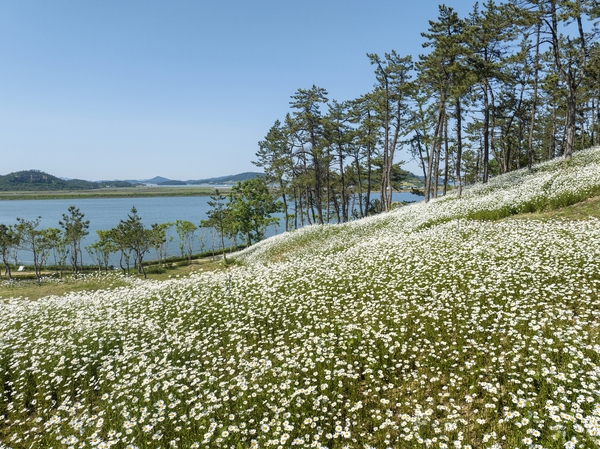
1,0 -> 478,181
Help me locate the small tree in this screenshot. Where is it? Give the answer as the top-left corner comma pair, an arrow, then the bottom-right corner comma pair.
39,228 -> 62,274
59,206 -> 90,278
108,225 -> 132,275
197,227 -> 206,257
175,220 -> 197,263
112,207 -> 158,278
0,224 -> 19,280
40,228 -> 63,275
15,217 -> 44,283
226,178 -> 281,245
86,230 -> 115,272
151,223 -> 172,267
85,243 -> 101,273
202,192 -> 231,263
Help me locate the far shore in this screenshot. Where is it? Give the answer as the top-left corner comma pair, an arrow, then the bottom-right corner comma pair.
0,185 -> 230,200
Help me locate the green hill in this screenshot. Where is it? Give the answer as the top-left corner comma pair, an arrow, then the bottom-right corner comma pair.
1,148 -> 600,447
0,170 -> 133,191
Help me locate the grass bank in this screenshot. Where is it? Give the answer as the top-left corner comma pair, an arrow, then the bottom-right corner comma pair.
0,185 -> 223,200
0,257 -> 227,301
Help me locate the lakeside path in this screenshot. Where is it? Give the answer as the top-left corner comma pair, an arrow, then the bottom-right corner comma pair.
0,185 -> 224,200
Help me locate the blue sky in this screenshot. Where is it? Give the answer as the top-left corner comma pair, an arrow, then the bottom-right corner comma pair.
1,0 -> 477,181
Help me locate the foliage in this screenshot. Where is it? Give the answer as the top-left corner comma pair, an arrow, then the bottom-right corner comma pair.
255,0 -> 599,216
226,178 -> 281,245
0,224 -> 19,280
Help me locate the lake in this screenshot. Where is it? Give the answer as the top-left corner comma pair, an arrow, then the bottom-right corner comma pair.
0,192 -> 423,265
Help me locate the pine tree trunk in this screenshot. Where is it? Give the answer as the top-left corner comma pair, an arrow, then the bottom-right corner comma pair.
338,145 -> 348,223
565,80 -> 577,159
455,97 -> 463,197
280,179 -> 289,232
592,97 -> 596,146
443,116 -> 449,196
365,139 -> 372,215
432,112 -> 442,199
527,21 -> 541,172
425,98 -> 445,202
483,83 -> 490,183
354,153 -> 364,218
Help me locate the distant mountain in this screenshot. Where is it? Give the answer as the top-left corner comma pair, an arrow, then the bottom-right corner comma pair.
0,170 -> 134,191
144,176 -> 174,184
186,172 -> 265,185
96,172 -> 267,186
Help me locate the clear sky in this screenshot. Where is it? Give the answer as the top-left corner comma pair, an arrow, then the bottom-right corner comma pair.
1,0 -> 477,181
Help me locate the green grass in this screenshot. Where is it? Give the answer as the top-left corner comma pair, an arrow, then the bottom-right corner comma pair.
0,257 -> 228,301
0,273 -> 129,301
514,194 -> 600,220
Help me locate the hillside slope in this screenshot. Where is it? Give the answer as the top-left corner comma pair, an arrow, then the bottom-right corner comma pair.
239,145 -> 600,264
1,148 -> 600,448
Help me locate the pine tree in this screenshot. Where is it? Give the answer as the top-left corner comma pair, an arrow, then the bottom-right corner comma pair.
367,51 -> 413,210
419,5 -> 468,198
254,120 -> 294,231
289,86 -> 329,224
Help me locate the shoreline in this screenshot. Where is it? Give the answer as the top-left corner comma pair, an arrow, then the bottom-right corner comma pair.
0,187 -> 426,201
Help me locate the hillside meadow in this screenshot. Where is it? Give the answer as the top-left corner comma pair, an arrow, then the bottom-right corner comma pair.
2,148 -> 600,448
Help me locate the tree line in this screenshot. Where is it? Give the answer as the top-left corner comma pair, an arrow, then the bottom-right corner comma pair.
255,0 -> 599,229
0,178 -> 281,282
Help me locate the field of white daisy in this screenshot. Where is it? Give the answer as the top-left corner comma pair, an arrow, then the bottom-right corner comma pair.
1,147 -> 600,449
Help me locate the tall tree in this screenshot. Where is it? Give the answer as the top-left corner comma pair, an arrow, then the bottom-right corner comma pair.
349,92 -> 381,217
468,0 -> 517,181
546,0 -> 597,158
254,120 -> 293,231
289,85 -> 329,224
419,5 -> 468,198
323,100 -> 354,222
367,51 -> 413,210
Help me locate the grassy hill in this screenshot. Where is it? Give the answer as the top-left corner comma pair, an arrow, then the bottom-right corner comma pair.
1,148 -> 600,448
